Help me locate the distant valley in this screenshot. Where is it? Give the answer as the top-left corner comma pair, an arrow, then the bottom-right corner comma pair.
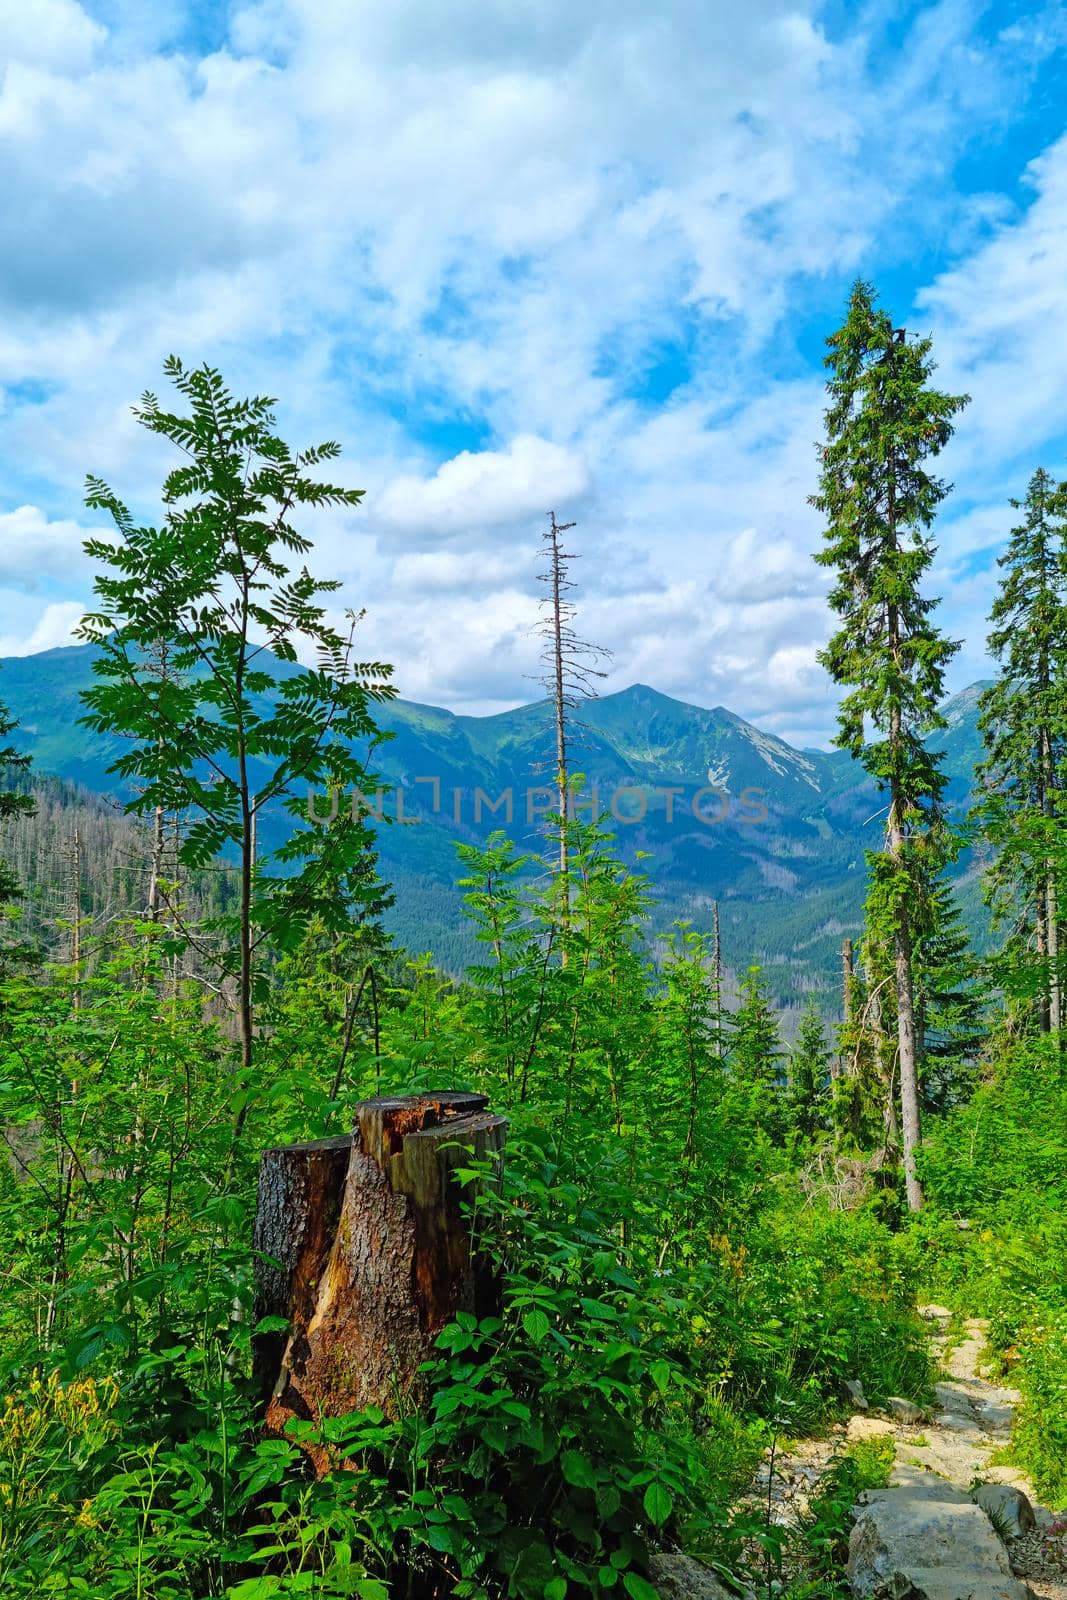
0,644 -> 991,1019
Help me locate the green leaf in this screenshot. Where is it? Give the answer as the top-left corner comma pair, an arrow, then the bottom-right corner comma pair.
642,1481 -> 673,1526
544,1580 -> 567,1600
524,1307 -> 551,1344
252,1314 -> 292,1336
622,1575 -> 658,1600
596,1484 -> 622,1520
560,1449 -> 597,1489
649,1359 -> 671,1394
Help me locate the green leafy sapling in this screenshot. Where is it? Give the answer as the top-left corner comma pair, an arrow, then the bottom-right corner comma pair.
77,359 -> 395,1114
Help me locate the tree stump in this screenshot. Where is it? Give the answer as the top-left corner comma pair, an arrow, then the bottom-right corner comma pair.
253,1093 -> 507,1471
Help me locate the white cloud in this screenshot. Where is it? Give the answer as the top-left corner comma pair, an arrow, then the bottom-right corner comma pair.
376,437 -> 589,541
0,598 -> 86,657
920,131 -> 1067,488
0,0 -> 1061,745
0,505 -> 94,588
0,0 -> 104,72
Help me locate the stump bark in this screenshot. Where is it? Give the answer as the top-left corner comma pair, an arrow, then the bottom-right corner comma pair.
253,1093 -> 507,1470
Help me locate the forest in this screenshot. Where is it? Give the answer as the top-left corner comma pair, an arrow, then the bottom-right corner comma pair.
0,283 -> 1064,1599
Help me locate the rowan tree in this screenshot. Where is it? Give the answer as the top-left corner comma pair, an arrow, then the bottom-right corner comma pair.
78,359 -> 395,1112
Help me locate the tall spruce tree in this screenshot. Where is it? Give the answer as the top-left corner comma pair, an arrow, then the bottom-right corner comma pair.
977,467 -> 1067,1037
0,694 -> 35,972
788,1000 -> 832,1140
0,697 -> 33,909
913,880 -> 985,1110
730,966 -> 787,1144
812,280 -> 969,1211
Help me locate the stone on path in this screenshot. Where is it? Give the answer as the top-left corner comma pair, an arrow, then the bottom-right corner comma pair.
973,1485 -> 1038,1540
650,1552 -> 734,1600
846,1307 -> 1060,1599
848,1475 -> 1033,1599
848,1414 -> 896,1442
886,1396 -> 926,1424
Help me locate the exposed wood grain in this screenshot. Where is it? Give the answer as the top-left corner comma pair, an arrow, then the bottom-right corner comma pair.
253,1094 -> 506,1473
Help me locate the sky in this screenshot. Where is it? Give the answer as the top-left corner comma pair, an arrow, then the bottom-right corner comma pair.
0,0 -> 1066,747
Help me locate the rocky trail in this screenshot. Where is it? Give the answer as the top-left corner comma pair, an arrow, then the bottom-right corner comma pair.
747,1304 -> 1067,1598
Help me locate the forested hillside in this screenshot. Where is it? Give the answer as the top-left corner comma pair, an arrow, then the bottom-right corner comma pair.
0,315 -> 1065,1600
0,646 -> 992,1016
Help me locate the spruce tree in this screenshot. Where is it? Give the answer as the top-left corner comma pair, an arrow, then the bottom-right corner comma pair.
730,966 -> 787,1143
913,881 -> 984,1111
977,468 -> 1067,1036
788,1000 -> 831,1139
0,696 -> 33,909
812,280 -> 969,1211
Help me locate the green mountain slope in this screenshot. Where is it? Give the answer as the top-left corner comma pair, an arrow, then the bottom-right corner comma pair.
0,644 -> 993,1016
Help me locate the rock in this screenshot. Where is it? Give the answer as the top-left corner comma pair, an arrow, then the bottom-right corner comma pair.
848,1477 -> 1033,1599
649,1552 -> 735,1600
975,1401 -> 1014,1433
933,1382 -> 978,1417
886,1396 -> 925,1424
972,1483 -> 1037,1539
846,1378 -> 870,1410
847,1415 -> 895,1442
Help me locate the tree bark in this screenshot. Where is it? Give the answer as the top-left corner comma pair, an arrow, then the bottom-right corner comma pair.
1041,728 -> 1062,1036
1035,879 -> 1051,1035
253,1093 -> 507,1474
834,938 -> 854,1082
894,913 -> 923,1211
887,756 -> 923,1211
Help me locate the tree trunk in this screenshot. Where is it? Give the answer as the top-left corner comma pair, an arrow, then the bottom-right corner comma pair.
712,901 -> 724,1061
1041,729 -> 1062,1036
1048,870 -> 1062,1036
253,1093 -> 507,1474
894,914 -> 923,1211
834,938 -> 854,1082
1035,879 -> 1051,1035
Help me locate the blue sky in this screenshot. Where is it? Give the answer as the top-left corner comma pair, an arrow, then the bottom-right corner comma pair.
0,0 -> 1065,745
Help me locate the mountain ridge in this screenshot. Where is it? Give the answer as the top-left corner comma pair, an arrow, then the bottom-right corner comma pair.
0,644 -> 993,1012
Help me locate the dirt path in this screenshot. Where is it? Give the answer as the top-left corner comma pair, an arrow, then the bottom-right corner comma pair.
853,1305 -> 1066,1598
749,1304 -> 1067,1596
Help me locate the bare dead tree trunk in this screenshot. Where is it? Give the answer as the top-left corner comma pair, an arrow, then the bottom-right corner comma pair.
1041,728 -> 1062,1036
147,803 -> 165,922
253,1093 -> 507,1474
536,513 -> 609,953
69,826 -> 81,986
145,640 -> 176,925
834,937 -> 854,1083
712,900 -> 724,1061
547,514 -> 574,886
1036,879 -> 1051,1034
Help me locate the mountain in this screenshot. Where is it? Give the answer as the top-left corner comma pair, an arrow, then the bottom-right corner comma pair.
0,645 -> 992,1018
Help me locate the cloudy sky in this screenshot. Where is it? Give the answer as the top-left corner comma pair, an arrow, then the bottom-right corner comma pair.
1,0 -> 1065,745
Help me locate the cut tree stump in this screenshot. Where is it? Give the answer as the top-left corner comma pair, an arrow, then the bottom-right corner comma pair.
252,1092 -> 507,1472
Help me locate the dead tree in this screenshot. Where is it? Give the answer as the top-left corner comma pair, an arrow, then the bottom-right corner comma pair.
834,937 -> 854,1082
253,1093 -> 507,1473
536,514 -> 610,908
